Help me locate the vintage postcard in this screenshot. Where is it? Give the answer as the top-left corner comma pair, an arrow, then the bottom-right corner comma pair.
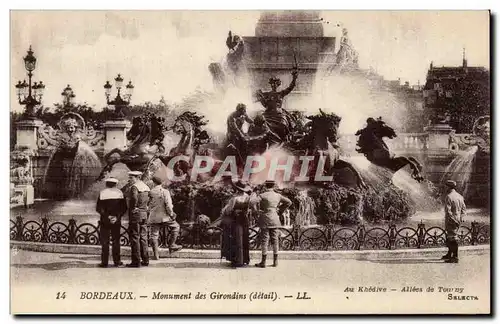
10,10 -> 491,315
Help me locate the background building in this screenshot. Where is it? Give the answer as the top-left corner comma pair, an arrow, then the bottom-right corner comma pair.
423,52 -> 490,133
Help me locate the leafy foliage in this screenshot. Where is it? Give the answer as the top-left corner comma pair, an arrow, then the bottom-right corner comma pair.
167,178 -> 415,226
307,185 -> 363,225
169,181 -> 237,222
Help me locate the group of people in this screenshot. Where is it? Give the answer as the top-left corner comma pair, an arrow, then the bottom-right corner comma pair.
220,179 -> 292,268
95,171 -> 465,268
96,171 -> 292,269
95,171 -> 182,268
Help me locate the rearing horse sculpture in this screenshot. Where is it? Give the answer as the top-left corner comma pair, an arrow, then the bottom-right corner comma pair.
97,113 -> 167,181
242,109 -> 367,189
294,109 -> 367,189
355,117 -> 424,182
156,111 -> 215,178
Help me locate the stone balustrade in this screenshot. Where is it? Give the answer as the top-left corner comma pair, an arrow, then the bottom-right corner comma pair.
338,133 -> 428,156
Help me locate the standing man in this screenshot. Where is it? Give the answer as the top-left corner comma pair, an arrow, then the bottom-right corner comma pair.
96,178 -> 128,268
127,171 -> 151,268
255,180 -> 292,268
443,180 -> 466,263
148,175 -> 183,260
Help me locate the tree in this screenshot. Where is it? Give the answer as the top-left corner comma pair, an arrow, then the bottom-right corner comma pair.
449,74 -> 490,133
124,98 -> 176,121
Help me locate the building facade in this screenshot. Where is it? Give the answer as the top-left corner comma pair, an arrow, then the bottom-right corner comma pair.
423,54 -> 490,133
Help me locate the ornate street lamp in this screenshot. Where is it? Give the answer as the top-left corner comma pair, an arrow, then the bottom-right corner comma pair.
15,46 -> 45,119
61,84 -> 76,107
103,74 -> 134,118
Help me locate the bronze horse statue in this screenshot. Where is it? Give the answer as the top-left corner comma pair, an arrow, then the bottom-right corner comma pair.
355,117 -> 424,182
242,109 -> 367,189
154,111 -> 217,179
292,109 -> 367,189
98,110 -> 216,182
97,113 -> 167,181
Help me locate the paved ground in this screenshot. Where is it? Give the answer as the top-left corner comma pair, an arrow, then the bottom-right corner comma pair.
10,249 -> 490,314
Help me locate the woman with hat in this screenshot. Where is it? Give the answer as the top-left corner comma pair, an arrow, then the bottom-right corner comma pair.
220,180 -> 255,268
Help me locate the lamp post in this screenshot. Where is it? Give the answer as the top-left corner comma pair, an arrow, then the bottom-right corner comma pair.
15,46 -> 45,119
61,84 -> 76,108
104,74 -> 134,119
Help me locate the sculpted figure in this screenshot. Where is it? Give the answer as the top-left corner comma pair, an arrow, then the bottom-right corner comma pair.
254,68 -> 298,141
355,116 -> 424,182
10,155 -> 33,186
245,114 -> 281,155
225,103 -> 253,157
43,112 -> 102,200
226,31 -> 245,77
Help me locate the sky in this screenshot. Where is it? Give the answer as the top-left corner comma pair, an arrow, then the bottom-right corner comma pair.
10,10 -> 490,112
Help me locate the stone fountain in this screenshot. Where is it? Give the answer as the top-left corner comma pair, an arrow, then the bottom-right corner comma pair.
444,115 -> 490,207
11,11 -> 490,226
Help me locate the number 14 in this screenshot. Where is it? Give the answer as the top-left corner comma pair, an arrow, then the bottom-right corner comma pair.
56,292 -> 66,299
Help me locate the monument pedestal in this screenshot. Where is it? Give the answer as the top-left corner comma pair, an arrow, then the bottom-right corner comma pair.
423,124 -> 454,150
423,124 -> 455,184
15,119 -> 43,150
243,11 -> 338,109
10,184 -> 34,208
12,120 -> 38,207
104,119 -> 130,152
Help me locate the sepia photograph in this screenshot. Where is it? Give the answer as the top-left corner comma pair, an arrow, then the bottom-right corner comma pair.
9,9 -> 491,315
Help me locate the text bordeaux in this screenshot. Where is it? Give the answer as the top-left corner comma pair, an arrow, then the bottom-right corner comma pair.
80,292 -> 135,300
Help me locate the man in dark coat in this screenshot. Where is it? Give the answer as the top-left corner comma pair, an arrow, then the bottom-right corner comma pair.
255,180 -> 292,268
126,171 -> 151,267
96,178 -> 127,268
443,180 -> 466,263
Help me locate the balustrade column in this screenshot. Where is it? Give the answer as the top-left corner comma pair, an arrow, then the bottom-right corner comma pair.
68,219 -> 77,244
471,221 -> 479,245
424,124 -> 455,151
356,224 -> 366,250
41,217 -> 49,242
15,119 -> 43,150
416,222 -> 426,248
15,216 -> 24,241
103,120 -> 130,153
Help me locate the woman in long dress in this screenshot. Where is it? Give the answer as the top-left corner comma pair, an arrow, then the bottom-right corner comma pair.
220,181 -> 254,268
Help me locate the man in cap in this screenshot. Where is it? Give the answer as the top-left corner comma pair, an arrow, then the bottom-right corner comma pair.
442,180 -> 466,263
126,171 -> 151,267
96,178 -> 127,267
254,180 -> 292,268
